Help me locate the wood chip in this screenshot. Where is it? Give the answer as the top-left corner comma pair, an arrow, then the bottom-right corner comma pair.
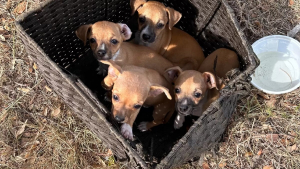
17,87 -> 30,93
45,85 -> 52,92
289,0 -> 294,6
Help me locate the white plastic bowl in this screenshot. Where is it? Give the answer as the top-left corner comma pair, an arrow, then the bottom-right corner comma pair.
251,35 -> 300,94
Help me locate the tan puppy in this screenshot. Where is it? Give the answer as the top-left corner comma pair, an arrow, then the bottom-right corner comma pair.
101,60 -> 175,140
76,21 -> 174,81
166,48 -> 240,129
130,0 -> 205,70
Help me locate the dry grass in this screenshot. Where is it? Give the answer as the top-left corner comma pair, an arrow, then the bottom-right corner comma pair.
0,0 -> 118,168
0,0 -> 300,168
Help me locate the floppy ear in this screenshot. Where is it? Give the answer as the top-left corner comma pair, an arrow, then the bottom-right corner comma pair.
101,60 -> 122,79
202,72 -> 217,89
118,23 -> 132,41
130,0 -> 147,15
75,24 -> 92,46
149,85 -> 172,100
165,7 -> 182,30
165,66 -> 183,82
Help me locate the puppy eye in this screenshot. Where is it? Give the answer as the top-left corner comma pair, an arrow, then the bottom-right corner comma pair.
111,39 -> 118,44
113,94 -> 119,101
194,92 -> 201,98
175,88 -> 180,94
139,16 -> 146,23
90,38 -> 96,43
157,23 -> 164,29
133,104 -> 142,109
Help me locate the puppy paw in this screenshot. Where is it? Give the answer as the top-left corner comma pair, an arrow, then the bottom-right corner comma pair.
121,123 -> 133,140
138,122 -> 148,132
174,121 -> 183,129
174,115 -> 184,129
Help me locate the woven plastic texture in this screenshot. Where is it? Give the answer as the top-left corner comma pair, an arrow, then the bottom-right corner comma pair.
16,0 -> 259,168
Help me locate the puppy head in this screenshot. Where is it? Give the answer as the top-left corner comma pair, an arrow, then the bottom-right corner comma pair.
76,21 -> 132,61
130,0 -> 181,43
166,67 -> 217,115
102,61 -> 172,124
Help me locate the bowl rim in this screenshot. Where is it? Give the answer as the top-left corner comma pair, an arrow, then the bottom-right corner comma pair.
250,35 -> 300,94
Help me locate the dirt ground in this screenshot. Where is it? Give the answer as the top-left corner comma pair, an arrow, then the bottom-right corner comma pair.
0,0 -> 299,168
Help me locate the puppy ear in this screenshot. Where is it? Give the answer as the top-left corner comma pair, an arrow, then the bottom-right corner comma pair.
149,85 -> 172,100
101,60 -> 122,79
130,0 -> 146,15
202,72 -> 217,89
118,23 -> 132,41
165,66 -> 183,82
165,7 -> 182,30
75,24 -> 92,46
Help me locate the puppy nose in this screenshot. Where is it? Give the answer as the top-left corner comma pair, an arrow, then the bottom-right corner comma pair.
98,50 -> 106,56
179,105 -> 189,112
115,115 -> 124,122
142,34 -> 151,41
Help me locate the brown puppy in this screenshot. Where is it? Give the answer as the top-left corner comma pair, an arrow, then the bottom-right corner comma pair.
130,0 -> 205,70
76,21 -> 174,81
101,60 -> 175,140
166,48 -> 240,129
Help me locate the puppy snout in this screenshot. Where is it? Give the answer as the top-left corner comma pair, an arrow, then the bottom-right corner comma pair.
142,34 -> 151,41
115,115 -> 125,122
177,99 -> 192,114
97,50 -> 107,56
179,105 -> 189,112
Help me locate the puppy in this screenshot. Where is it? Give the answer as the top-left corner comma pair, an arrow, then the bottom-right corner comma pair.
166,48 -> 240,129
101,60 -> 175,140
130,0 -> 205,70
76,21 -> 174,81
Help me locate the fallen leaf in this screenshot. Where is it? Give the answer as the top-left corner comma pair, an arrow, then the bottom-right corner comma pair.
45,85 -> 52,92
0,110 -> 8,122
15,119 -> 28,138
51,107 -> 61,117
289,0 -> 294,6
245,152 -> 253,157
256,91 -> 270,100
28,66 -> 33,73
33,63 -> 38,70
257,149 -> 263,156
14,1 -> 26,14
266,95 -> 276,108
202,162 -> 210,169
266,134 -> 279,142
287,144 -> 297,152
263,165 -> 274,169
17,87 -> 30,93
219,162 -> 226,168
254,20 -> 261,28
